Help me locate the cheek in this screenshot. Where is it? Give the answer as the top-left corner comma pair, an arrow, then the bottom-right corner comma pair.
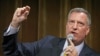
78,28 -> 87,38
75,30 -> 86,43
66,25 -> 70,34
82,28 -> 87,34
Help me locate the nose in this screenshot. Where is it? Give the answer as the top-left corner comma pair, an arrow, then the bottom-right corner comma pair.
72,22 -> 78,30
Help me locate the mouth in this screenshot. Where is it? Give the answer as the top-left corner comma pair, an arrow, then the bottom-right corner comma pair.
70,31 -> 78,38
71,31 -> 77,34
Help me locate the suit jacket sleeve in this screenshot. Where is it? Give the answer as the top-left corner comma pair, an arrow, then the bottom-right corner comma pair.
2,32 -> 54,56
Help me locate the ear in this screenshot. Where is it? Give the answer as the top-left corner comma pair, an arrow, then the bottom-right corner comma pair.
86,26 -> 90,35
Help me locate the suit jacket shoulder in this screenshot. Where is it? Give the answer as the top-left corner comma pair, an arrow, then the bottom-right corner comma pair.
35,35 -> 65,56
79,43 -> 99,56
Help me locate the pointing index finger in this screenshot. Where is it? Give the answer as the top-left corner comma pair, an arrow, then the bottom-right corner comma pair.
68,38 -> 74,46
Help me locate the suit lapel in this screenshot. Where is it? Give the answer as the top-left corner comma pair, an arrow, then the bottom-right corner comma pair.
79,43 -> 92,56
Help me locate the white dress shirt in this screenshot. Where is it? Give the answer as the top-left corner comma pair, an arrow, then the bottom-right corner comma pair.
4,25 -> 19,36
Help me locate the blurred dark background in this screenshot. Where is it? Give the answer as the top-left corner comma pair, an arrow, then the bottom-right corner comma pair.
0,0 -> 100,56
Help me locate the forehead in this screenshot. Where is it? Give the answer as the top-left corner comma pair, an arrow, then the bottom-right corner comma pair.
68,12 -> 88,23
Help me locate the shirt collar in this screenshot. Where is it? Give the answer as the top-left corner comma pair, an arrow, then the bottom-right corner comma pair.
75,41 -> 84,55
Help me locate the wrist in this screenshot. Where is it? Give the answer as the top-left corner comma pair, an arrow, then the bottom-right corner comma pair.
10,21 -> 20,28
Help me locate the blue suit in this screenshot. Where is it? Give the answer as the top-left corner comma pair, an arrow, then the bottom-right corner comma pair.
2,33 -> 99,56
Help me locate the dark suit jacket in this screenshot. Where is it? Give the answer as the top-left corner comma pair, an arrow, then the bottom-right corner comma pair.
2,33 -> 99,56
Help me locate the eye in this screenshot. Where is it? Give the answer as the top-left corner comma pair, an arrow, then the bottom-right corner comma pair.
69,20 -> 75,24
78,22 -> 84,27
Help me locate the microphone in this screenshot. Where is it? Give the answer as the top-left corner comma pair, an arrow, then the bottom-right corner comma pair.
63,34 -> 74,56
67,34 -> 74,45
67,34 -> 74,40
62,34 -> 74,56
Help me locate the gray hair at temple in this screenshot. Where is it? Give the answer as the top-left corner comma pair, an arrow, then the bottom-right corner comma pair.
68,8 -> 91,26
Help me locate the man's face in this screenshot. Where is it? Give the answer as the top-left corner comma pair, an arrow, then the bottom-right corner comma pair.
66,12 -> 90,45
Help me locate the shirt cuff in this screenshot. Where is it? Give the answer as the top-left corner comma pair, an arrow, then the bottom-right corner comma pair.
4,24 -> 19,36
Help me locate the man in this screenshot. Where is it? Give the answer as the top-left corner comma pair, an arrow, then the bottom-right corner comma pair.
2,6 -> 99,56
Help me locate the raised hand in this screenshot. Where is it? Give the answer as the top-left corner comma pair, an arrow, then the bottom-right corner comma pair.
10,6 -> 30,28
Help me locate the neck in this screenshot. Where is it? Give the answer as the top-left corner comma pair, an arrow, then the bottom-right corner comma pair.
72,40 -> 84,46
